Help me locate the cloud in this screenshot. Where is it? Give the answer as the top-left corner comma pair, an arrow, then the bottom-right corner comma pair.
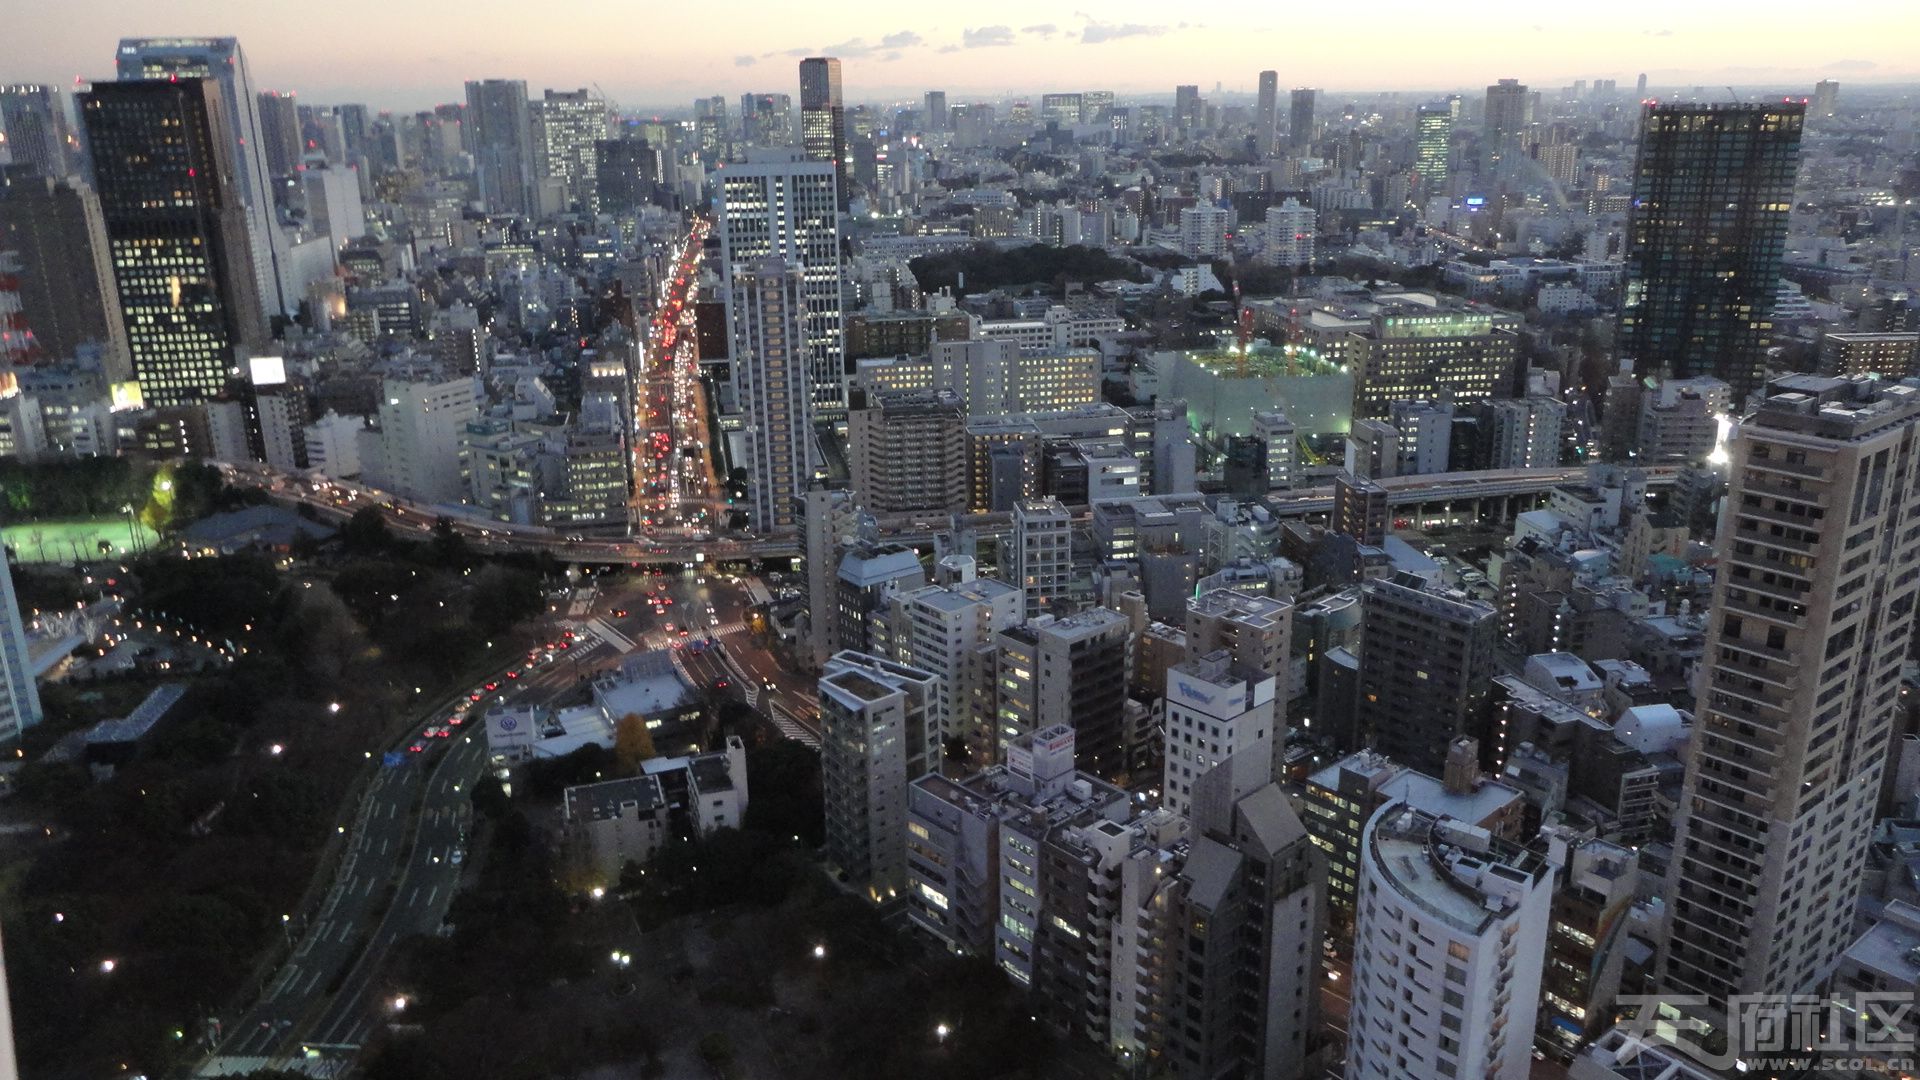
882,30 -> 923,48
734,55 -> 757,67
1081,22 -> 1166,44
938,44 -> 961,53
1022,23 -> 1059,37
1825,58 -> 1878,71
963,25 -> 1016,48
882,51 -> 903,63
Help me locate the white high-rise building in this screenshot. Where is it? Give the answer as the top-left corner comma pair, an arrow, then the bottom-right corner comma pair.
1349,802 -> 1552,1080
1162,650 -> 1278,817
886,577 -> 1023,766
1483,396 -> 1564,469
115,37 -> 292,318
530,88 -> 609,213
1011,497 -> 1072,619
366,375 -> 479,506
1179,204 -> 1231,259
729,257 -> 814,532
1262,198 -> 1315,269
820,650 -> 938,902
0,545 -> 43,745
718,149 -> 844,413
1660,376 -> 1920,1031
1251,408 -> 1297,490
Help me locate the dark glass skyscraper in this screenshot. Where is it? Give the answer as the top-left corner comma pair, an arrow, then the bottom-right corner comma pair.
79,78 -> 265,407
464,78 -> 533,217
1618,101 -> 1803,402
798,57 -> 846,209
0,84 -> 73,179
1289,87 -> 1315,149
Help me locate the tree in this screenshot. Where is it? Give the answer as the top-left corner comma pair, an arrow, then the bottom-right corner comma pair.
340,506 -> 393,555
613,713 -> 656,774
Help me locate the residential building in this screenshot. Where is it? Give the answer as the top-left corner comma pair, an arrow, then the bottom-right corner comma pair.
1290,88 -> 1315,148
1179,204 -> 1230,260
886,576 -> 1023,766
717,149 -> 844,413
464,78 -> 534,216
847,388 -> 966,515
1660,376 -> 1920,1031
1819,331 -> 1920,380
1483,396 -> 1565,470
1255,71 -> 1279,157
820,651 -> 938,901
994,608 -> 1130,777
1161,650 -> 1277,816
1012,496 -> 1072,619
1355,573 -> 1498,772
729,257 -> 814,531
1262,198 -> 1315,269
1618,103 -> 1804,402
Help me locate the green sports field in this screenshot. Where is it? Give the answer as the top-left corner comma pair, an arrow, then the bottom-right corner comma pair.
3,519 -> 160,564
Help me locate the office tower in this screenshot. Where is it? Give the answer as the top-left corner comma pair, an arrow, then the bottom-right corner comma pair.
334,102 -> 368,161
116,37 -> 290,319
993,608 -> 1130,777
798,57 -> 848,208
886,576 -> 1022,764
362,374 -> 479,504
740,92 -> 794,146
1011,496 -> 1072,619
1331,473 -> 1389,547
1355,574 -> 1497,772
1660,376 -> 1920,1025
847,388 -> 966,515
820,650 -> 938,901
1178,203 -> 1230,259
530,89 -> 608,213
1485,78 -> 1532,139
1174,84 -> 1201,130
1187,585 -> 1292,678
1415,101 -> 1452,197
255,90 -> 301,177
301,164 -> 365,249
1040,93 -> 1083,127
693,95 -> 728,158
0,544 -> 42,744
1255,71 -> 1279,157
1812,78 -> 1839,123
1348,802 -> 1552,1080
1162,651 -> 1277,816
729,258 -> 814,531
1481,396 -> 1565,469
593,137 -> 661,214
80,79 -> 266,408
1,84 -> 73,178
1261,197 -> 1314,268
464,78 -> 534,216
1349,294 -> 1521,417
0,174 -> 129,378
1289,87 -> 1316,149
1818,331 -> 1920,379
923,90 -> 947,133
1081,90 -> 1114,127
717,150 -> 844,413
1617,102 -> 1803,403
1635,73 -> 1648,98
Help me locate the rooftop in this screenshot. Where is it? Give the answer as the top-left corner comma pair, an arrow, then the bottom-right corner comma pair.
563,774 -> 666,823
1367,804 -> 1546,935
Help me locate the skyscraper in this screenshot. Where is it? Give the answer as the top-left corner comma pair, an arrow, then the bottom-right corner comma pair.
1414,101 -> 1452,198
1660,376 -> 1920,1025
1812,78 -> 1839,123
0,544 -> 42,745
116,37 -> 290,319
1289,87 -> 1316,149
530,88 -> 608,213
1174,84 -> 1201,132
80,78 -> 266,407
728,258 -> 814,531
255,89 -> 302,178
0,84 -> 73,178
1618,102 -> 1803,402
1484,78 -> 1532,139
740,92 -> 794,146
464,78 -> 534,216
717,149 -> 844,413
798,57 -> 847,208
1255,71 -> 1279,157
0,173 -> 129,378
923,90 -> 947,133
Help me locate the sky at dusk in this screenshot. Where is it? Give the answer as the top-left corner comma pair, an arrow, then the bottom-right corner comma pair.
2,0 -> 1915,113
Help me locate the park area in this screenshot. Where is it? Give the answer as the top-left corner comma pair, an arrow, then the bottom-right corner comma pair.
3,518 -> 157,563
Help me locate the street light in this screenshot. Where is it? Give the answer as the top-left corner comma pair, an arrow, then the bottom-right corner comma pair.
812,944 -> 826,960
935,1023 -> 951,1044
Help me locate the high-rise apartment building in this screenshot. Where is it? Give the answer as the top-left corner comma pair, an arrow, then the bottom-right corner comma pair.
1289,87 -> 1316,149
1355,574 -> 1498,772
116,37 -> 291,319
728,258 -> 814,531
0,84 -> 73,178
885,575 -> 1022,765
0,174 -> 129,378
1348,802 -> 1552,1080
1011,496 -> 1072,619
1174,85 -> 1202,131
847,387 -> 967,515
1415,101 -> 1452,197
1485,78 -> 1532,139
1818,331 -> 1920,380
530,89 -> 608,213
1178,203 -> 1230,259
1618,102 -> 1803,403
79,79 -> 266,408
798,57 -> 847,208
993,607 -> 1129,776
1482,395 -> 1565,470
820,650 -> 938,901
1660,376 -> 1920,1025
717,149 -> 844,413
1262,198 -> 1314,269
464,78 -> 534,216
1812,79 -> 1839,124
1255,71 -> 1279,157
0,545 -> 43,744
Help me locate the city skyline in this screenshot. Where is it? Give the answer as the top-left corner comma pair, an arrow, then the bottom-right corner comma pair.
1,1 -> 1915,111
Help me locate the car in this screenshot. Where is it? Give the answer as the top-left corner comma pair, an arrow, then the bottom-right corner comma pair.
613,608 -> 628,618
677,627 -> 689,637
663,622 -> 675,632
505,670 -> 519,679
484,681 -> 499,692
469,692 -> 483,702
451,849 -> 465,866
448,715 -> 464,726
409,742 -> 426,753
